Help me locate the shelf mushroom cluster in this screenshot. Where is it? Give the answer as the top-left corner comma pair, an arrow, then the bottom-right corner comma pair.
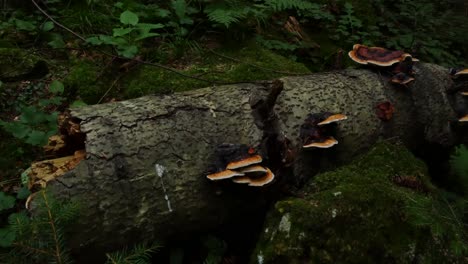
348,44 -> 418,86
300,112 -> 347,148
206,144 -> 274,187
452,69 -> 468,122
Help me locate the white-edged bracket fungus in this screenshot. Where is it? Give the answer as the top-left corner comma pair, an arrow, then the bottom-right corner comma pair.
206,144 -> 275,187
303,137 -> 338,148
391,72 -> 415,85
459,115 -> 468,122
348,44 -> 413,67
454,69 -> 468,76
300,112 -> 347,149
231,168 -> 275,187
317,113 -> 348,126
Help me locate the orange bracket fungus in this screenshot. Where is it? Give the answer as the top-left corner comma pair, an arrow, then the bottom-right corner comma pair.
300,112 -> 347,149
206,143 -> 275,187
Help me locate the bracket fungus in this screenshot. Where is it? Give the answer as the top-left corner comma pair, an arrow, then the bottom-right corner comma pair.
349,44 -> 417,86
348,44 -> 413,67
206,143 -> 275,187
300,112 -> 347,149
459,115 -> 468,122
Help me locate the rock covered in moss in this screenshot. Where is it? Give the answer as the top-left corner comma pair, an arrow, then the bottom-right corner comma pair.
252,142 -> 465,263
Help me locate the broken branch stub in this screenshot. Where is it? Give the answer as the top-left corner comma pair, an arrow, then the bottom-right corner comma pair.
29,63 -> 465,260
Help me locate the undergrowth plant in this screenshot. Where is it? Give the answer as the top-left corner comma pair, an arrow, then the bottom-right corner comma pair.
0,189 -> 80,264
0,80 -> 64,147
86,8 -> 164,58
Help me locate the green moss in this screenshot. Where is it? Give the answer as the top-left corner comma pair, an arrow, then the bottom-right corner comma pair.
122,45 -> 310,99
0,48 -> 42,79
63,59 -> 107,104
253,142 -> 462,263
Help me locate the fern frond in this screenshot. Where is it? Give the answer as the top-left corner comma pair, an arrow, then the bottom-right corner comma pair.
264,0 -> 315,11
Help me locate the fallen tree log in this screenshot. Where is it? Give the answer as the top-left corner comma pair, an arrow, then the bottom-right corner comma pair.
29,63 -> 467,260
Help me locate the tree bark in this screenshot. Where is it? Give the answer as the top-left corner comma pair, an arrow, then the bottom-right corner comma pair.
35,63 -> 466,259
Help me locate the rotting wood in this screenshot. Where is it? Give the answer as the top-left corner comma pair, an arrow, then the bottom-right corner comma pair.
26,63 -> 468,262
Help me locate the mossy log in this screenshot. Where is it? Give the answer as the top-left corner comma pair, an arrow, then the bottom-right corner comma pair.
35,63 -> 466,260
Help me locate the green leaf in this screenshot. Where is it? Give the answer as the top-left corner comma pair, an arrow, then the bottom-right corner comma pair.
0,227 -> 15,247
25,130 -> 48,146
113,27 -> 133,37
114,2 -> 124,9
14,19 -> 36,31
0,122 -> 30,139
0,80 -> 3,88
48,34 -> 66,48
0,192 -> 15,211
16,186 -> 30,200
118,45 -> 138,58
49,80 -> 64,94
86,36 -> 103,45
21,168 -> 31,186
120,10 -> 139,26
71,100 -> 88,108
41,21 -> 54,31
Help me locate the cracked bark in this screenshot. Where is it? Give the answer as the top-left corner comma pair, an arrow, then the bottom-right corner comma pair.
38,63 -> 467,260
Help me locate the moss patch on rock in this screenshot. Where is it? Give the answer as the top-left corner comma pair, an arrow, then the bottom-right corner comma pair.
122,45 -> 310,99
253,142 -> 466,263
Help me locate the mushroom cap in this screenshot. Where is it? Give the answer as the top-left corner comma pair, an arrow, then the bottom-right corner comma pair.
391,72 -> 415,85
454,69 -> 468,76
459,115 -> 468,122
317,113 -> 348,126
232,176 -> 251,184
348,44 -> 412,67
207,170 -> 244,180
461,91 -> 468,96
226,154 -> 263,170
303,137 -> 338,148
238,165 -> 268,174
248,168 -> 275,187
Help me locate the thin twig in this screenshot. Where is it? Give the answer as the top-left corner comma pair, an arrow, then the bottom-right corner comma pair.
31,0 -> 87,42
13,242 -> 55,256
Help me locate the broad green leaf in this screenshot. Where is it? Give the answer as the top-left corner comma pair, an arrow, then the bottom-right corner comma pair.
0,227 -> 15,247
14,19 -> 36,31
70,100 -> 88,108
48,33 -> 66,48
49,80 -> 64,94
135,32 -> 159,41
0,192 -> 15,211
16,186 -> 30,200
118,45 -> 138,58
113,27 -> 133,37
114,2 -> 124,9
0,80 -> 3,87
41,21 -> 54,31
120,10 -> 139,26
0,121 -> 30,139
25,130 -> 48,146
86,36 -> 103,45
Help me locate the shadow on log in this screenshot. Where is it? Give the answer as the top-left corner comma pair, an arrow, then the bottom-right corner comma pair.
29,63 -> 467,261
